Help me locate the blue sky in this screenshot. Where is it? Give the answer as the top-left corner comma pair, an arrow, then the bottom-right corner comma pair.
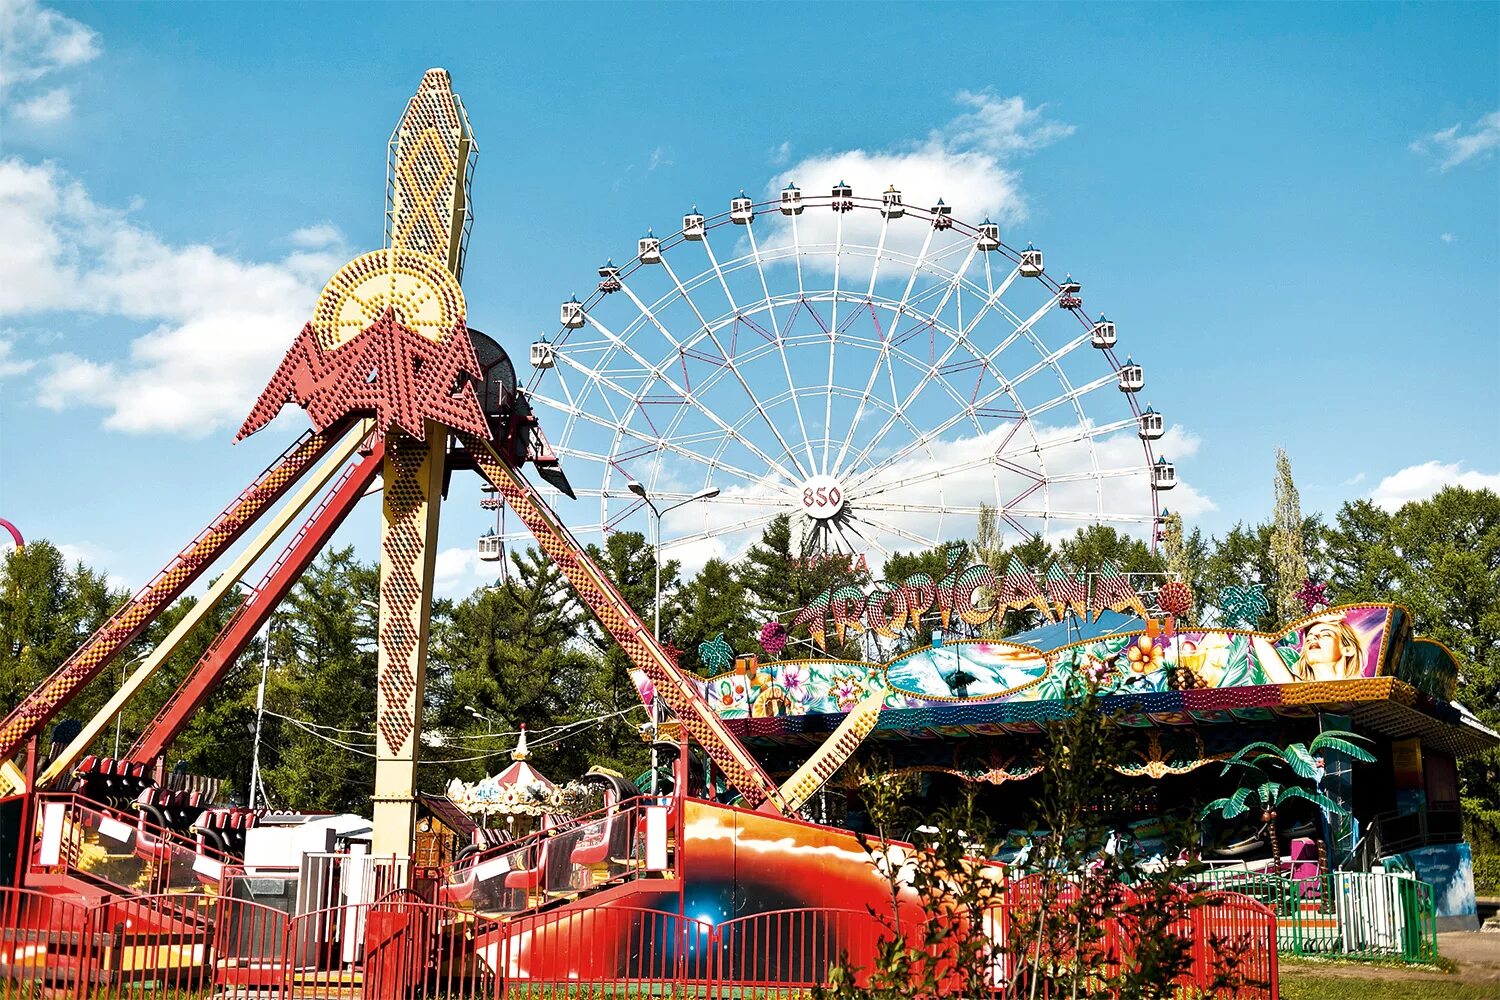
1,1 -> 1497,597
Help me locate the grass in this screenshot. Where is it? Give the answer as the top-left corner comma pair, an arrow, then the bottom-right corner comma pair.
1279,977 -> 1496,1000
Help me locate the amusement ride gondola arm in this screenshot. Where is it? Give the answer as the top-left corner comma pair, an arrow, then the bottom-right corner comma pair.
37,421 -> 374,788
459,431 -> 788,815
0,428 -> 343,776
127,441 -> 385,766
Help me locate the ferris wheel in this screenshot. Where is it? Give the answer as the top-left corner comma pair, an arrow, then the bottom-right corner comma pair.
523,183 -> 1175,564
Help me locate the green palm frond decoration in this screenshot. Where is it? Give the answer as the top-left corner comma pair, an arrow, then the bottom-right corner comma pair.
1284,743 -> 1318,779
1279,786 -> 1348,818
1309,733 -> 1376,762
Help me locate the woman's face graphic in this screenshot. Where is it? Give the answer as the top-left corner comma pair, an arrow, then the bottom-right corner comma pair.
1303,623 -> 1343,668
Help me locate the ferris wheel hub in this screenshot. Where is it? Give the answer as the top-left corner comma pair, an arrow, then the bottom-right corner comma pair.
798,475 -> 847,521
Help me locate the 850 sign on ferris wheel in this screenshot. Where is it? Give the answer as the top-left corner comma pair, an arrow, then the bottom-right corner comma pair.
799,476 -> 846,521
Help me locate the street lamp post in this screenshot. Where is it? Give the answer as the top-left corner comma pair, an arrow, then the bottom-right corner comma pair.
626,483 -> 719,793
248,618 -> 272,809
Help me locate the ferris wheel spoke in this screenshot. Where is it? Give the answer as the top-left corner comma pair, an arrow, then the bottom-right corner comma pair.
829,301 -> 891,475
833,514 -> 891,559
844,510 -> 938,551
864,211 -> 892,299
745,223 -> 821,475
698,230 -> 739,315
661,509 -> 786,549
659,257 -> 813,482
791,211 -> 804,297
580,308 -> 805,488
570,488 -> 793,507
548,396 -> 780,491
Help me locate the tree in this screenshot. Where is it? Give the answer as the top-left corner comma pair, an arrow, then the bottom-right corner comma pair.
737,516 -> 871,660
0,541 -> 126,720
1058,523 -> 1163,575
1162,511 -> 1209,626
1269,448 -> 1309,624
257,547 -> 379,813
668,558 -> 759,673
427,546 -> 618,786
1322,499 -> 1399,604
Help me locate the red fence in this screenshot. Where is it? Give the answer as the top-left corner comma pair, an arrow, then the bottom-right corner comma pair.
0,886 -> 1277,998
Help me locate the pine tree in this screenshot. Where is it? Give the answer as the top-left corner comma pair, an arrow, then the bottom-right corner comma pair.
1161,512 -> 1197,626
1269,448 -> 1309,624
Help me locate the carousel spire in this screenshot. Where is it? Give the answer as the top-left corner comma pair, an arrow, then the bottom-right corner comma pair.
512,723 -> 530,762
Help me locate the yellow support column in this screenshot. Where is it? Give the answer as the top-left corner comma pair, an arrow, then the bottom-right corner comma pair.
371,424 -> 446,859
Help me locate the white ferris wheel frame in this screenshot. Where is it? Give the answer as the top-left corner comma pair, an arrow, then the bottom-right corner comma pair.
524,192 -> 1163,560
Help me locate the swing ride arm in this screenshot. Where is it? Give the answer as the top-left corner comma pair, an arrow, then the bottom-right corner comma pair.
127,444 -> 384,766
0,429 -> 341,769
459,431 -> 787,815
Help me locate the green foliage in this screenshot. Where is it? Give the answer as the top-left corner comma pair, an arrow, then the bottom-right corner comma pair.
1058,523 -> 1163,576
1470,853 -> 1500,894
257,546 -> 379,812
0,540 -> 126,723
1270,448 -> 1310,624
817,673 -> 1261,998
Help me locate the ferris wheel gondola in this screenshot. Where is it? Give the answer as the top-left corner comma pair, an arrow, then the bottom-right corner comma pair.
525,189 -> 1169,562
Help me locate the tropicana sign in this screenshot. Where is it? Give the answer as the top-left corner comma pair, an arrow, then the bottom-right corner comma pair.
790,548 -> 1149,650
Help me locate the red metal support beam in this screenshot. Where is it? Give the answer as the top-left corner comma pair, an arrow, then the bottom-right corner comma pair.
128,443 -> 384,765
0,430 -> 340,763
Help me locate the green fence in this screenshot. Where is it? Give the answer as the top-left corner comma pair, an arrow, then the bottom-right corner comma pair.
1190,867 -> 1438,964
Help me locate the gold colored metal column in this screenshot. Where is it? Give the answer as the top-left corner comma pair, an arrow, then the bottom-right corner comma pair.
370,69 -> 475,861
371,424 -> 446,858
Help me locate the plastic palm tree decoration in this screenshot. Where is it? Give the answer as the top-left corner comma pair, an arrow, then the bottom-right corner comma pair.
1201,731 -> 1375,873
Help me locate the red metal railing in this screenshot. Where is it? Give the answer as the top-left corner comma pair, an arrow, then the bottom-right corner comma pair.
439,797 -> 673,916
28,793 -> 237,899
0,886 -> 1278,998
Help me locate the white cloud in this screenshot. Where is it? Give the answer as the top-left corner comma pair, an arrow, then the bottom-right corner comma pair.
759,89 -> 1072,270
1340,472 -> 1367,488
289,223 -> 343,249
1409,110 -> 1500,171
1,0 -> 101,125
647,146 -> 670,172
0,338 -> 33,376
1369,461 -> 1500,511
55,540 -> 128,590
1,157 -> 348,436
11,84 -> 69,124
769,141 -> 792,166
633,419 -> 1212,580
1439,232 -> 1455,244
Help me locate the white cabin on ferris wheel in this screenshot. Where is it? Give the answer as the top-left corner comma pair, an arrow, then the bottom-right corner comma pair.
1058,274 -> 1081,296
831,180 -> 854,212
1118,357 -> 1144,392
976,218 -> 1000,251
1138,404 -> 1165,440
781,183 -> 803,216
930,198 -> 953,229
477,530 -> 503,562
560,296 -> 585,329
1153,457 -> 1178,491
638,229 -> 662,264
1091,315 -> 1117,349
730,190 -> 755,224
1019,242 -> 1044,277
531,335 -> 556,370
881,185 -> 905,218
683,206 -> 706,240
597,259 -> 621,293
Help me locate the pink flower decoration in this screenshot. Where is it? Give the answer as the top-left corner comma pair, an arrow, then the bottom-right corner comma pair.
759,620 -> 788,656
